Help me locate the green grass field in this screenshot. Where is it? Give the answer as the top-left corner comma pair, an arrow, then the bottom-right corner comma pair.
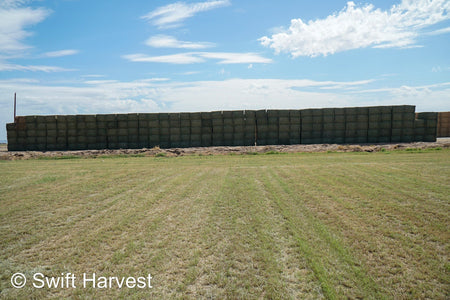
1,150 -> 449,299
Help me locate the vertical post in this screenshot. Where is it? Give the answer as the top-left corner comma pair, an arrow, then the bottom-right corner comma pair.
14,93 -> 17,122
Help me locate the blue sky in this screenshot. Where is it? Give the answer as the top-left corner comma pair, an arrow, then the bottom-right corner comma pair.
1,0 -> 449,141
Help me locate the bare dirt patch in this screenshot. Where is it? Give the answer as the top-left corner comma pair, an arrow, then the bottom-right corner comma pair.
1,139 -> 449,160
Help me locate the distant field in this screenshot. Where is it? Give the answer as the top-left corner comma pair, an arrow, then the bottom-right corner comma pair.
1,150 -> 449,299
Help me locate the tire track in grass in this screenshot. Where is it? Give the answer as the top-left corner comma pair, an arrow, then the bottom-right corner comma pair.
0,161 -> 149,254
275,158 -> 448,299
3,161 -> 211,299
61,165 -> 195,266
194,165 -> 323,299
316,161 -> 449,239
305,162 -> 449,298
0,159 -> 170,229
252,171 -> 325,299
259,166 -> 385,299
130,167 -> 223,299
4,161 -> 188,273
277,164 -> 405,298
98,166 -> 217,299
197,167 -> 282,299
257,170 -> 335,299
105,162 -> 240,299
353,162 -> 449,218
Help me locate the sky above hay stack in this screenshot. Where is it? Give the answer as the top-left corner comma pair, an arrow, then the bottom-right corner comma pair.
0,0 -> 449,140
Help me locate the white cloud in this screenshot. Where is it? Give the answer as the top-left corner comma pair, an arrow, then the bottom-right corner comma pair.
199,52 -> 272,64
83,80 -> 119,85
260,0 -> 450,57
179,71 -> 200,75
123,53 -> 205,64
431,66 -> 450,72
0,0 -> 32,9
145,35 -> 215,49
81,74 -> 105,78
42,49 -> 79,57
142,0 -> 230,28
0,5 -> 50,53
426,26 -> 450,35
123,52 -> 272,64
0,62 -> 74,72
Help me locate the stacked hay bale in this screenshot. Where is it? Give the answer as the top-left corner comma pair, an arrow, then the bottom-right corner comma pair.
148,114 -> 160,148
368,107 -> 382,143
267,110 -> 279,145
415,112 -> 437,142
36,116 -> 49,151
116,114 -> 128,149
222,111 -> 233,146
232,111 -> 245,146
105,114 -> 118,149
74,115 -> 87,150
96,115 -> 108,149
179,113 -> 191,147
344,107 -> 358,144
45,115 -> 58,150
201,112 -> 212,147
244,110 -> 256,146
158,113 -> 170,148
85,115 -> 98,150
6,117 -> 24,151
55,115 -> 68,150
301,109 -> 313,144
256,110 -> 268,146
437,112 -> 450,137
22,116 -> 37,151
211,111 -> 224,146
126,114 -> 139,149
278,110 -> 290,145
312,109 -> 324,144
378,106 -> 393,143
391,106 -> 415,143
66,115 -> 77,150
355,107 -> 369,144
289,110 -> 301,145
190,113 -> 202,147
169,113 -> 181,148
138,114 -> 150,149
333,108 -> 346,144
322,108 -> 334,144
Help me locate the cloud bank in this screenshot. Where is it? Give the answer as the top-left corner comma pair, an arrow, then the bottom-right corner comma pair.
0,4 -> 50,54
260,0 -> 450,57
123,52 -> 272,64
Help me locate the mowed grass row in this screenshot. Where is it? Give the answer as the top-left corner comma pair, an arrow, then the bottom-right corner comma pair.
0,150 -> 449,299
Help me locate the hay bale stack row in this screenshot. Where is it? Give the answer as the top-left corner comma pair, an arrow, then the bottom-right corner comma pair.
5,105 -> 438,151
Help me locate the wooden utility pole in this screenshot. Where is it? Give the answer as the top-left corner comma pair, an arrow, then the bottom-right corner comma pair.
14,93 -> 16,122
